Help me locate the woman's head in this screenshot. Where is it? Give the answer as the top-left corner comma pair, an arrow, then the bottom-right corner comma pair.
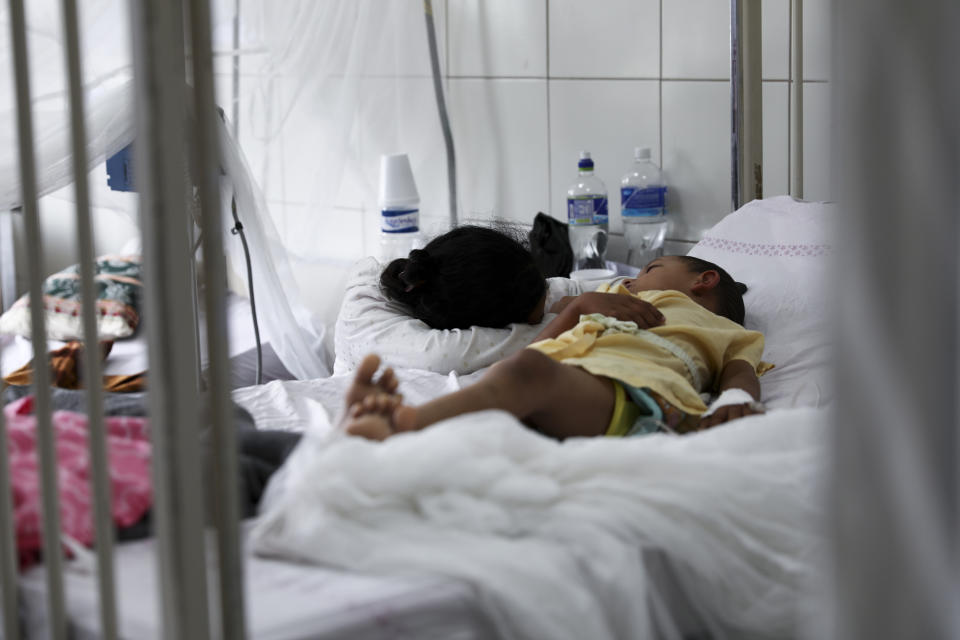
380,225 -> 548,330
623,255 -> 748,324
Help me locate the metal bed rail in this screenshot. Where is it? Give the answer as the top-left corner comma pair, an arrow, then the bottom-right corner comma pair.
0,0 -> 245,637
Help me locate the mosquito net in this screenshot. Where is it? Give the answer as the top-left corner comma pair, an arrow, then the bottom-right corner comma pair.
0,0 -> 452,379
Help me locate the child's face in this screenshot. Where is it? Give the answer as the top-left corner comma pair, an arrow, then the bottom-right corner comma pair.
622,256 -> 701,297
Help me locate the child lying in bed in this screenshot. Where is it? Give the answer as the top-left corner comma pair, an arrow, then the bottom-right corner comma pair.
342,255 -> 772,441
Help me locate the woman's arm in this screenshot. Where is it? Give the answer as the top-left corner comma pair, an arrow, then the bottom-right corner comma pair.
533,291 -> 665,342
699,359 -> 764,428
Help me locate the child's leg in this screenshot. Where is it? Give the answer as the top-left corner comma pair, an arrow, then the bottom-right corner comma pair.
346,349 -> 616,440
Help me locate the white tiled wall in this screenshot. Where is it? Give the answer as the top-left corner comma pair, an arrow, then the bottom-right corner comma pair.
445,0 -> 834,244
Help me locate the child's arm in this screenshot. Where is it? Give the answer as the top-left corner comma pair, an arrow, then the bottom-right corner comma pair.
534,291 -> 664,342
699,359 -> 764,429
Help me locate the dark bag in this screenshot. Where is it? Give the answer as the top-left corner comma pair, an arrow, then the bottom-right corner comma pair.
528,212 -> 573,278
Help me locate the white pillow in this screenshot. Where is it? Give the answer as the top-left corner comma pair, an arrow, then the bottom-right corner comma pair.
333,257 -> 582,375
687,195 -> 835,410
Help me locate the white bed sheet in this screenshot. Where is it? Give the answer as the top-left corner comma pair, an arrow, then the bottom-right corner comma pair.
252,404 -> 825,640
13,370 -> 822,640
232,371 -> 825,639
18,524 -> 494,640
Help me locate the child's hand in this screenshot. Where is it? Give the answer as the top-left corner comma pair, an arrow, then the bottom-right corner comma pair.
573,292 -> 665,329
699,402 -> 765,429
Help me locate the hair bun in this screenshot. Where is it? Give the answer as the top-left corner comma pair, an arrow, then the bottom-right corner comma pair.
407,249 -> 433,269
735,282 -> 748,295
402,249 -> 435,287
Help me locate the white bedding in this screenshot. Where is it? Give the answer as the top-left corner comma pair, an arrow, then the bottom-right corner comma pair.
241,370 -> 826,640
19,523 -> 494,640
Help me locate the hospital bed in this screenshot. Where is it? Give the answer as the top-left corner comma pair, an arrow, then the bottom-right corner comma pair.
3,194 -> 834,639
0,0 -> 834,638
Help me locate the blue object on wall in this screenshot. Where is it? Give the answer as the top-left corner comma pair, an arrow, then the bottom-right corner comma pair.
106,144 -> 134,192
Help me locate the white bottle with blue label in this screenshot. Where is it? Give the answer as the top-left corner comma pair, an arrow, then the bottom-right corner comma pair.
566,151 -> 608,272
378,153 -> 422,262
620,146 -> 668,267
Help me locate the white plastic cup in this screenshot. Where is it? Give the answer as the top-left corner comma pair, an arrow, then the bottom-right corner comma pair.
378,153 -> 420,260
379,153 -> 419,209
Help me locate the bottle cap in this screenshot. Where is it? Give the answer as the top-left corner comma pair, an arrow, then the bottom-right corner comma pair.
635,147 -> 652,161
379,153 -> 420,208
578,151 -> 594,171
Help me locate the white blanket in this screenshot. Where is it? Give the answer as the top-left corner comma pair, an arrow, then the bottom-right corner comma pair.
250,401 -> 826,640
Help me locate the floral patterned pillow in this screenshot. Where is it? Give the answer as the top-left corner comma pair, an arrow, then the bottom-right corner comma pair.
0,256 -> 142,341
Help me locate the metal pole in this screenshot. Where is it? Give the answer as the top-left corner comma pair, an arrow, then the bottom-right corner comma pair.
6,0 -> 67,636
59,0 -> 119,636
790,0 -> 804,198
730,0 -> 741,212
128,0 -> 212,636
731,0 -> 763,211
185,0 -> 247,635
424,0 -> 457,227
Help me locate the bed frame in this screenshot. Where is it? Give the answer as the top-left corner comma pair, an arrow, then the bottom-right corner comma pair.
0,2 -> 805,638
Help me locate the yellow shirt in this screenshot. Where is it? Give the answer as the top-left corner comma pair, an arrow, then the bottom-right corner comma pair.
527,285 -> 772,414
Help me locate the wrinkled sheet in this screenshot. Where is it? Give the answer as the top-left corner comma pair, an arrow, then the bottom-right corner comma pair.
251,399 -> 827,640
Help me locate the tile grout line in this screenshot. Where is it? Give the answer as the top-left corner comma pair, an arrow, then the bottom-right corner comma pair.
545,0 -> 553,218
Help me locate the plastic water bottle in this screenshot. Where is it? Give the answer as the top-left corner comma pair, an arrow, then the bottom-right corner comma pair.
566,151 -> 608,272
378,153 -> 421,262
621,147 -> 668,267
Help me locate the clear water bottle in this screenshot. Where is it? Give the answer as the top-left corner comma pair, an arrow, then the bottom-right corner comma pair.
566,151 -> 608,272
378,153 -> 421,262
621,146 -> 668,267
379,208 -> 420,262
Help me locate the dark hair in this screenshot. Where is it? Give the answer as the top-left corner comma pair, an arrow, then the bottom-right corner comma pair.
678,256 -> 748,325
380,225 -> 547,330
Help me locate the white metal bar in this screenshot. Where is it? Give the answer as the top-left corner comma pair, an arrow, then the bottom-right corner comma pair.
0,346 -> 20,640
128,0 -> 212,636
790,0 -> 804,198
5,0 -> 68,637
185,0 -> 247,636
58,0 -> 118,637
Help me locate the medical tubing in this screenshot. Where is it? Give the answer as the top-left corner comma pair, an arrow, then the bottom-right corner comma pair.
231,195 -> 263,385
423,0 -> 457,227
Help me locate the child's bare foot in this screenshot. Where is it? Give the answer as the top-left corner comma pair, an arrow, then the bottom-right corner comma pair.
344,354 -> 399,409
344,392 -> 401,441
345,398 -> 421,441
343,354 -> 402,440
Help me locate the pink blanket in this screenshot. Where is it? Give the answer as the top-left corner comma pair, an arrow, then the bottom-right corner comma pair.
4,396 -> 151,567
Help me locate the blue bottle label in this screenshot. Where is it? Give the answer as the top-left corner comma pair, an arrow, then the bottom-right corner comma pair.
381,208 -> 419,233
621,186 -> 667,218
567,196 -> 608,225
